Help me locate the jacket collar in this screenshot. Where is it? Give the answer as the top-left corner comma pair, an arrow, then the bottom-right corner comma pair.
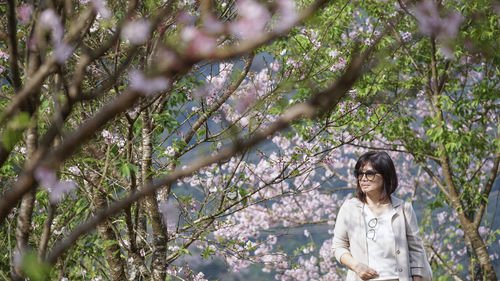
391,195 -> 404,208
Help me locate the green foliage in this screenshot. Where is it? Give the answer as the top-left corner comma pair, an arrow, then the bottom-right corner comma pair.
201,245 -> 215,259
238,187 -> 249,206
2,112 -> 30,150
0,0 -> 498,280
119,162 -> 138,179
21,252 -> 51,281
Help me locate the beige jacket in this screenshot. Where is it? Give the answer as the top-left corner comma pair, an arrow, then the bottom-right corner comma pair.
332,196 -> 427,281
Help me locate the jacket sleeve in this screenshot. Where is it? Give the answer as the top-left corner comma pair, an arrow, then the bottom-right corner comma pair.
332,201 -> 351,263
404,202 -> 427,277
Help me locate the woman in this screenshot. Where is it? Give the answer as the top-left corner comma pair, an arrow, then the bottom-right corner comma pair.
332,151 -> 430,281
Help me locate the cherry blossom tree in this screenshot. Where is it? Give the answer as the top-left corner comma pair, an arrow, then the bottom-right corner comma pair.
0,0 -> 498,281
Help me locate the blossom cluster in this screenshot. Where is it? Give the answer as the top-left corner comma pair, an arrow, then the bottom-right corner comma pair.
0,49 -> 8,74
39,9 -> 74,63
101,129 -> 125,147
34,167 -> 77,203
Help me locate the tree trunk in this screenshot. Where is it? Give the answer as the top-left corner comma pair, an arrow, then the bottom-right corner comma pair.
12,127 -> 38,280
141,109 -> 167,281
427,39 -> 498,281
94,189 -> 126,280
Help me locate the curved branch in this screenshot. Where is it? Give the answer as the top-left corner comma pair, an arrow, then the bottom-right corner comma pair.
473,150 -> 500,228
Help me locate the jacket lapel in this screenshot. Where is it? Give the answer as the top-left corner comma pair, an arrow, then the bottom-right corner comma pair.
352,198 -> 368,265
391,196 -> 406,244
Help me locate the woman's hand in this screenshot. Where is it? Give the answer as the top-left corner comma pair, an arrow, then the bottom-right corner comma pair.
353,262 -> 379,280
412,275 -> 422,281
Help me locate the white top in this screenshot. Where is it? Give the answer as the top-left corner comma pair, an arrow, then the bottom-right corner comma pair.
363,204 -> 399,280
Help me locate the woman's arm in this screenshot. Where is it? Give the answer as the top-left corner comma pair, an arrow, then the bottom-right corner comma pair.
340,253 -> 379,280
332,202 -> 351,262
332,201 -> 378,280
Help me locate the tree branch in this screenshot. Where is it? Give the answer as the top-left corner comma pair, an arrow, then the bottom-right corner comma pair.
7,0 -> 22,91
474,151 -> 500,228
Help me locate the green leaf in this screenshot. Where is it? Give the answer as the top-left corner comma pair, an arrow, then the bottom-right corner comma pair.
2,112 -> 30,150
120,163 -> 138,179
21,252 -> 51,281
238,187 -> 249,206
102,239 -> 118,249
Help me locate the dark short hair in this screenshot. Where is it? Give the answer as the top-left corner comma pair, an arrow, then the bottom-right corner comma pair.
354,151 -> 398,203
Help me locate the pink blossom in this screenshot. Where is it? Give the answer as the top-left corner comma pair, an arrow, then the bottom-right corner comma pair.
193,272 -> 207,281
157,49 -> 182,69
478,226 -> 488,237
230,0 -> 271,40
401,31 -> 412,42
212,115 -> 221,123
34,167 -> 77,203
39,9 -> 64,43
165,146 -> 175,157
270,61 -> 280,72
328,49 -> 339,59
414,1 -> 463,40
457,247 -> 467,256
101,129 -> 112,142
235,90 -> 257,113
203,15 -> 225,34
8,208 -> 17,219
0,49 -> 8,60
301,29 -> 321,49
440,11 -> 463,39
413,1 -> 440,37
177,11 -> 195,25
38,9 -> 74,63
55,42 -> 74,64
49,180 -> 77,203
128,70 -> 170,96
436,211 -> 447,224
121,20 -> 151,45
181,27 -> 217,56
91,0 -> 111,19
28,37 -> 37,51
329,57 -> 346,72
68,166 -> 80,175
34,167 -> 58,187
276,0 -> 298,32
0,65 -> 4,74
18,4 -> 33,25
101,129 -> 124,146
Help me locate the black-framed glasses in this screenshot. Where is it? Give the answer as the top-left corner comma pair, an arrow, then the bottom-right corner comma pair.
366,218 -> 378,241
355,170 -> 381,181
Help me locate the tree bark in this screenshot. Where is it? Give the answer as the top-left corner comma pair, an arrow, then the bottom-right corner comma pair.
94,188 -> 126,280
12,126 -> 38,280
140,109 -> 167,281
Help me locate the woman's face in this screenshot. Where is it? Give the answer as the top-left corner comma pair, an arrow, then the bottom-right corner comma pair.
358,162 -> 384,195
